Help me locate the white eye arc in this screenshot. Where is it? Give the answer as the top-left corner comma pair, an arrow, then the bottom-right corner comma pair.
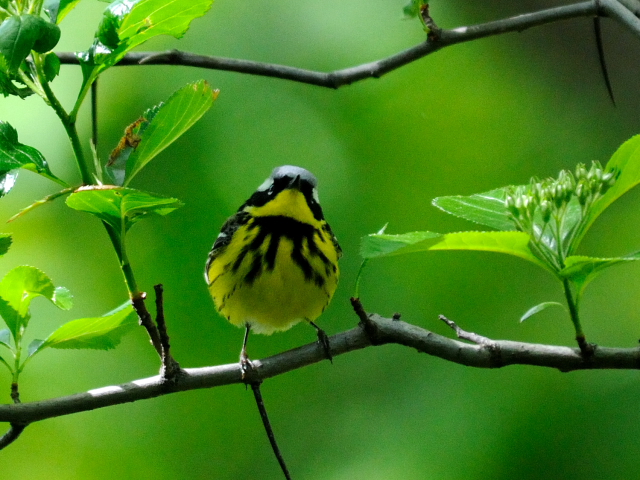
312,187 -> 320,204
257,178 -> 273,192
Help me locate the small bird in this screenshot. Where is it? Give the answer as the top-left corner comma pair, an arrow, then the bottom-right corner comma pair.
205,165 -> 341,369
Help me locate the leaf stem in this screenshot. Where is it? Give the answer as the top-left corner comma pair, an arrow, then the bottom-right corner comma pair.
562,278 -> 592,355
32,54 -> 93,185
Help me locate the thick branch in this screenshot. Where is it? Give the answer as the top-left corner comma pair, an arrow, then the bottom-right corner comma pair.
1,314 -> 639,424
55,1 -> 640,89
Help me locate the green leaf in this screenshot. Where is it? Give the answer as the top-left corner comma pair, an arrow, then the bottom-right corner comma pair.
0,233 -> 11,256
0,55 -> 32,98
44,0 -> 82,24
7,186 -> 75,222
0,121 -> 67,187
0,15 -> 60,73
577,135 -> 640,246
31,302 -> 137,355
52,286 -> 73,310
42,51 -> 61,82
433,188 -> 517,231
0,328 -> 11,349
520,302 -> 565,322
105,80 -> 217,186
0,266 -> 68,341
0,169 -> 17,197
65,186 -> 183,244
560,253 -> 640,299
77,0 -> 213,87
27,338 -> 44,356
361,229 -> 550,271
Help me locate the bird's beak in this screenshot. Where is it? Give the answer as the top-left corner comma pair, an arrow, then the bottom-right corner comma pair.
289,175 -> 302,190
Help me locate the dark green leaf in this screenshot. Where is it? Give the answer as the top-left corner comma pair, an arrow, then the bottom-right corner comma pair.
0,55 -> 32,98
520,302 -> 565,322
433,188 -> 517,231
34,302 -> 137,354
31,21 -> 61,53
65,186 -> 183,238
42,51 -> 61,82
0,15 -> 60,73
0,233 -> 11,256
0,121 -> 67,186
0,266 -> 66,340
44,0 -> 83,24
107,80 -> 217,186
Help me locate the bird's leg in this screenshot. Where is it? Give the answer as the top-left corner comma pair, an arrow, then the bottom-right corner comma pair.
240,324 -> 254,378
309,320 -> 332,363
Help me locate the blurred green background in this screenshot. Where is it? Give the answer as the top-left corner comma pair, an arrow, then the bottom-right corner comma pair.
2,0 -> 640,478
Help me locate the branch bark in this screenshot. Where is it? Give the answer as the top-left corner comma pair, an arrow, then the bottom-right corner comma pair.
1,312 -> 639,425
55,0 -> 640,89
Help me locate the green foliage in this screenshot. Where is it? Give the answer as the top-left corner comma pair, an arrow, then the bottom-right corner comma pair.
76,0 -> 214,91
107,80 -> 218,186
66,186 -> 183,237
0,121 -> 67,195
28,302 -> 137,356
44,0 -> 83,24
0,233 -> 11,256
360,137 -> 640,339
0,266 -> 72,341
0,14 -> 60,73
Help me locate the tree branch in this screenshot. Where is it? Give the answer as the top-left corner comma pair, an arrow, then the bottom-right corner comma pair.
1,312 -> 639,425
55,1 -> 639,89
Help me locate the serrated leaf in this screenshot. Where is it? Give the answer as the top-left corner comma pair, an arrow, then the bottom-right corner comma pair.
52,286 -> 73,310
0,266 -> 69,340
0,15 -> 60,73
106,80 -> 217,186
0,121 -> 67,186
433,188 -> 517,231
0,233 -> 11,256
360,230 -> 442,258
42,51 -> 61,82
65,186 -> 183,245
361,230 -> 550,271
77,0 -> 213,89
520,302 -> 565,322
33,303 -> 137,354
44,0 -> 82,24
560,253 -> 640,300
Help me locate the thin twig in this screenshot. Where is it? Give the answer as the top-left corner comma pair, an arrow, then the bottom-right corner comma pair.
131,293 -> 164,359
2,313 -> 640,424
153,284 -> 182,381
0,423 -> 26,450
54,1 -> 620,89
250,382 -> 292,480
593,16 -> 616,105
91,79 -> 98,150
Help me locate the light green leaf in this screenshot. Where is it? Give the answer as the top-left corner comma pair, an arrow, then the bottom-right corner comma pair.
577,135 -> 640,246
0,266 -> 68,340
107,80 -> 217,186
77,0 -> 213,88
52,286 -> 73,310
27,338 -> 44,356
0,121 -> 67,188
31,302 -> 137,356
44,0 -> 82,24
432,188 -> 516,231
560,253 -> 640,299
65,186 -> 183,245
361,230 -> 550,271
520,302 -> 565,322
360,230 -> 442,258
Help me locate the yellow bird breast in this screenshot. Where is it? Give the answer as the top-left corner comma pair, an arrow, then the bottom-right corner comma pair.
207,215 -> 340,334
